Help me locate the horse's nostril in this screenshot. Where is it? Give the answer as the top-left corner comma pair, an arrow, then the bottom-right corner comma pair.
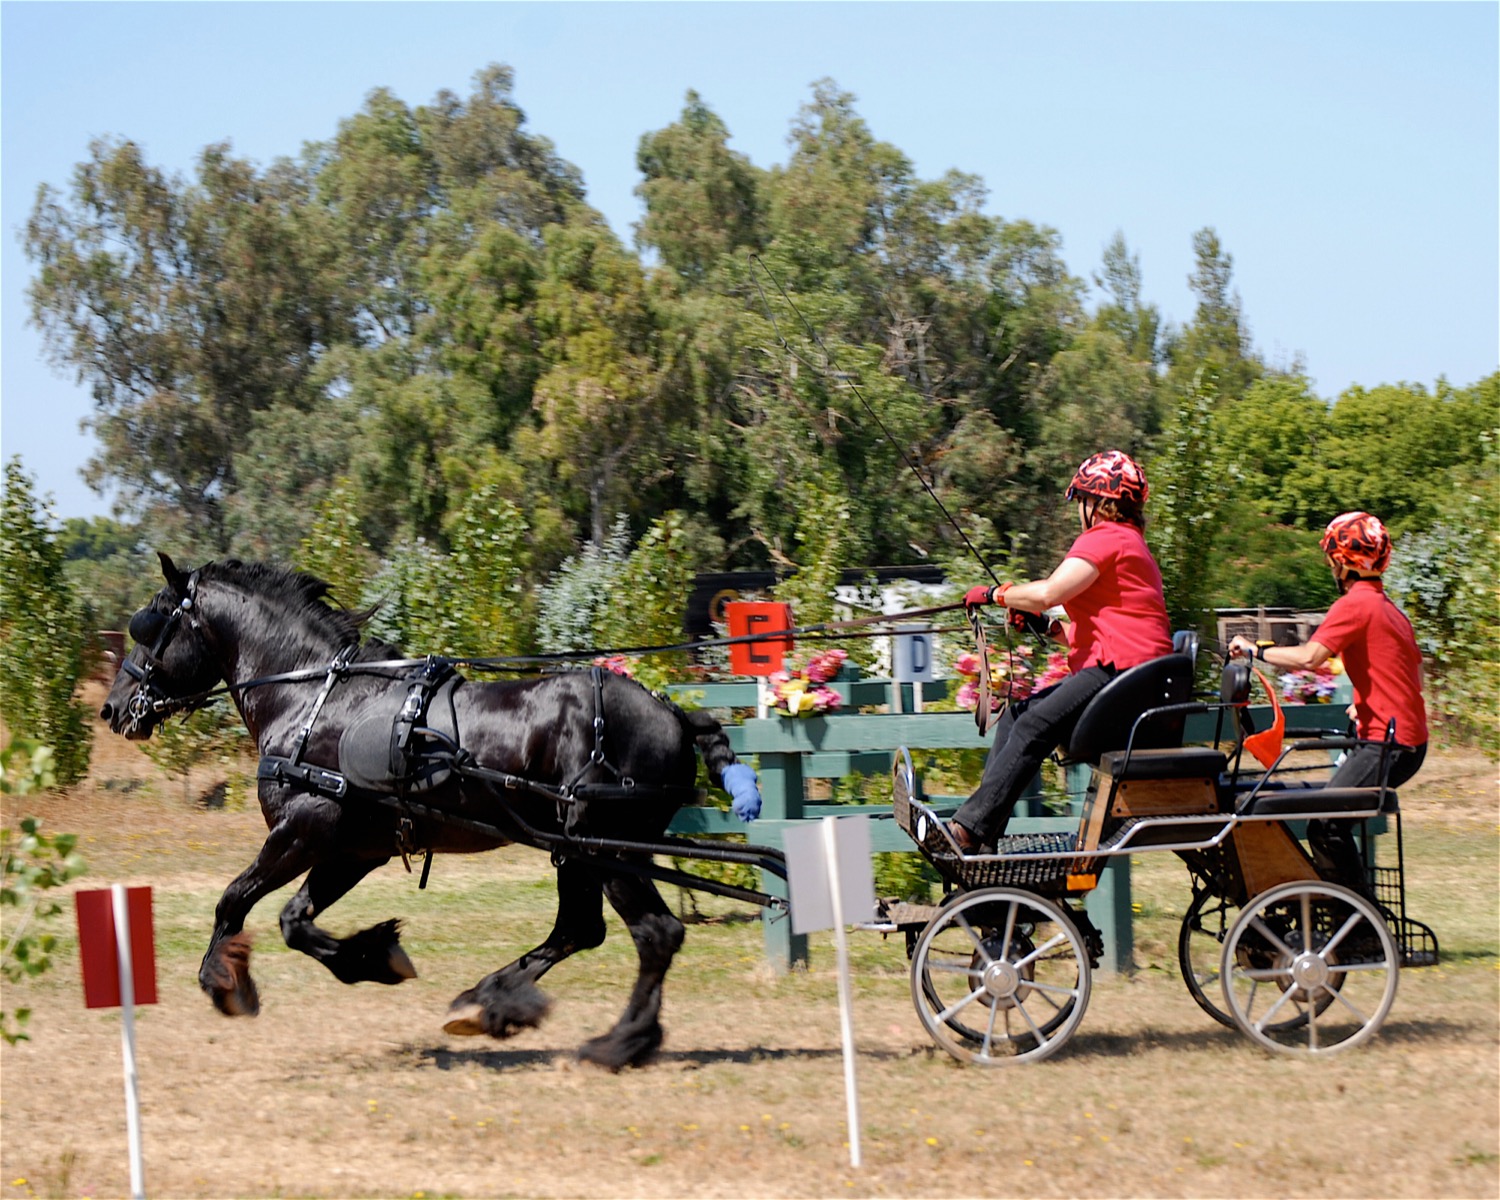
99,703 -> 114,722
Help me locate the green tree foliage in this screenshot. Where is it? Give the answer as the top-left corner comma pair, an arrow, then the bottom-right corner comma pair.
1147,373 -> 1231,638
595,511 -> 700,687
0,462 -> 93,785
1166,227 -> 1264,401
16,66 -> 1498,744
536,516 -> 632,654
24,139 -> 349,552
57,515 -> 149,631
296,476 -> 379,611
1,744 -> 86,1045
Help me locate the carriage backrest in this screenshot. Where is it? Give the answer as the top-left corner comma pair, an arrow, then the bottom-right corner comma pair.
1063,649 -> 1195,766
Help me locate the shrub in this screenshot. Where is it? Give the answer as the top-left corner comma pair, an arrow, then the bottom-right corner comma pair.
0,460 -> 93,785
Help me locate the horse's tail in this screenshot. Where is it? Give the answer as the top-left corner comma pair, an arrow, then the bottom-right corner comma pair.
680,708 -> 762,822
680,708 -> 739,787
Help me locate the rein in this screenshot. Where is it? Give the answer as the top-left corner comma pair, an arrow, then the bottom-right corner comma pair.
126,599 -> 978,721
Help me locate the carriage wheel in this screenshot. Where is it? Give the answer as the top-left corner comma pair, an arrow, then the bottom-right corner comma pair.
1179,889 -> 1343,1032
911,887 -> 1091,1065
1221,881 -> 1398,1056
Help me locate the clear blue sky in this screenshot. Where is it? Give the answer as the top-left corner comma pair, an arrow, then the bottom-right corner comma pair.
3,1 -> 1496,520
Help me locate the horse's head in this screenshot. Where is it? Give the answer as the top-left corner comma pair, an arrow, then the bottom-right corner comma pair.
101,552 -> 225,739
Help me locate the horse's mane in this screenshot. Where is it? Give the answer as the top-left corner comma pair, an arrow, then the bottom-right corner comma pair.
200,559 -> 397,657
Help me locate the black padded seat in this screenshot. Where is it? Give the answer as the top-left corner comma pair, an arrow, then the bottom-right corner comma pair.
1097,747 -> 1227,781
1237,787 -> 1395,817
1065,652 -> 1195,766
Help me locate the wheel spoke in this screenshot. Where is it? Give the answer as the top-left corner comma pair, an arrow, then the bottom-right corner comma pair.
1024,977 -> 1080,1001
1321,909 -> 1365,958
1247,913 -> 1294,958
935,985 -> 989,1025
1013,930 -> 1068,972
1328,984 -> 1373,1024
1253,982 -> 1300,1030
953,911 -> 993,966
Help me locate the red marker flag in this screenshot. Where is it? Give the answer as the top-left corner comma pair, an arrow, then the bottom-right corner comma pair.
75,886 -> 157,1008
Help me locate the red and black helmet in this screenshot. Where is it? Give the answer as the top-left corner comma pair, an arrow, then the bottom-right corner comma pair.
1066,450 -> 1149,506
1320,511 -> 1391,574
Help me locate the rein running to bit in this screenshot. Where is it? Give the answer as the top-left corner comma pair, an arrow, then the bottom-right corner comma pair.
128,599 -> 980,720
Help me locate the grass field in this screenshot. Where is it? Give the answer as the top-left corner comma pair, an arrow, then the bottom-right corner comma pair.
2,703 -> 1496,1199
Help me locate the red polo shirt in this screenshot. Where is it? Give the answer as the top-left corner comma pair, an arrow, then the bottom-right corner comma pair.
1062,521 -> 1173,673
1311,580 -> 1428,745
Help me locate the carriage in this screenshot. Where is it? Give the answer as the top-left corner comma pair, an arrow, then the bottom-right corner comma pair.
877,635 -> 1438,1064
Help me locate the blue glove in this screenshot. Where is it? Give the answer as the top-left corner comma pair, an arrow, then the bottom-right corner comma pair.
721,763 -> 762,822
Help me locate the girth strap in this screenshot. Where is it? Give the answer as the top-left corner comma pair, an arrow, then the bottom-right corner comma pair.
258,756 -> 349,799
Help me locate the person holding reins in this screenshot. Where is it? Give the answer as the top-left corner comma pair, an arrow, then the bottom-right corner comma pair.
944,450 -> 1174,852
1229,510 -> 1428,886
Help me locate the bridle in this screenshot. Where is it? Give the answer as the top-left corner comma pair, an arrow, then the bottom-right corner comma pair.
121,571 -> 206,729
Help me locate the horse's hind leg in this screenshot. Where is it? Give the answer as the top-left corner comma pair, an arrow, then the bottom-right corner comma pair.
578,871 -> 685,1071
444,858 -> 606,1039
279,855 -> 416,985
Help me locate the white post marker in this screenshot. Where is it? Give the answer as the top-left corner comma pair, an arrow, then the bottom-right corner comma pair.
75,885 -> 155,1200
783,815 -> 877,1168
111,884 -> 146,1200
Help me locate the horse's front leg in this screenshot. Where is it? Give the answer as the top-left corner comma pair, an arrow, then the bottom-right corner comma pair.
444,858 -> 606,1039
278,855 -> 417,986
200,819 -> 317,1016
578,870 -> 685,1071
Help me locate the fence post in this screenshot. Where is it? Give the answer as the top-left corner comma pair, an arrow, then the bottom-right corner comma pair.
756,748 -> 808,969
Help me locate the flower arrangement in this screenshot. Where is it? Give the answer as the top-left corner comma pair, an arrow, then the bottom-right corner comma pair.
1277,657 -> 1343,704
953,646 -> 1071,714
768,647 -> 848,717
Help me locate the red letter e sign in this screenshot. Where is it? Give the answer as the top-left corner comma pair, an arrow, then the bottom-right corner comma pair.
726,601 -> 794,676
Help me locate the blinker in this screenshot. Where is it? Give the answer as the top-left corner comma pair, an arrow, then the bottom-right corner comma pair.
129,608 -> 167,646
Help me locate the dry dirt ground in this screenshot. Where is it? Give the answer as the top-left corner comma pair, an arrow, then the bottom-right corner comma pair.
2,686 -> 1497,1200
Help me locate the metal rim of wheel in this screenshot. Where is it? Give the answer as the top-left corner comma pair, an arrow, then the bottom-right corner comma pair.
1221,880 -> 1398,1056
1179,889 -> 1342,1033
911,886 -> 1091,1065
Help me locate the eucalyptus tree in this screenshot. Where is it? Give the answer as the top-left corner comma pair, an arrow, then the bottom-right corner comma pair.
1165,227 -> 1263,400
23,139 -> 349,552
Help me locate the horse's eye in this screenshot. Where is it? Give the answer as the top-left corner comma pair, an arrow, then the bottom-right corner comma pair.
129,608 -> 167,645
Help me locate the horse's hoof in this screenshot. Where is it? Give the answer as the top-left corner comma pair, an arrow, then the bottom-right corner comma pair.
388,943 -> 417,981
443,1002 -> 486,1037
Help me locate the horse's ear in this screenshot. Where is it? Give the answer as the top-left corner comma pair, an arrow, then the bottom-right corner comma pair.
158,551 -> 190,591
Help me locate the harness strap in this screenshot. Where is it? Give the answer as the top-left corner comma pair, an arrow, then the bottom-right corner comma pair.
288,645 -> 358,767
258,756 -> 349,799
390,657 -> 457,787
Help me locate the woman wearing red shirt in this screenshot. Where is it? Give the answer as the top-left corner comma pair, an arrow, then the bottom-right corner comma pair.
947,450 -> 1173,850
1230,511 -> 1428,884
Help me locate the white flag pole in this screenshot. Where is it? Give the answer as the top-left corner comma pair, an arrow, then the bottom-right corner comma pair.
111,884 -> 146,1200
821,817 -> 862,1169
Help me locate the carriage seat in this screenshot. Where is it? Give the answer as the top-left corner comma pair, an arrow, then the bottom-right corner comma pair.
1236,787 -> 1396,818
1096,746 -> 1228,781
1064,646 -> 1197,766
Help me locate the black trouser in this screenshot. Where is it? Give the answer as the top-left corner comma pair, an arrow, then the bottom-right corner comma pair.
952,665 -> 1116,842
1308,741 -> 1427,892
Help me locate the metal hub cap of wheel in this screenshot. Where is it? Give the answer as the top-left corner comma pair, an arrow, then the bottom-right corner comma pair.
1290,950 -> 1332,992
982,959 -> 1022,1001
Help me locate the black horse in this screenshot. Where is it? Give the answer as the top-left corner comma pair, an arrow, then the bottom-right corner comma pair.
101,553 -> 763,1070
